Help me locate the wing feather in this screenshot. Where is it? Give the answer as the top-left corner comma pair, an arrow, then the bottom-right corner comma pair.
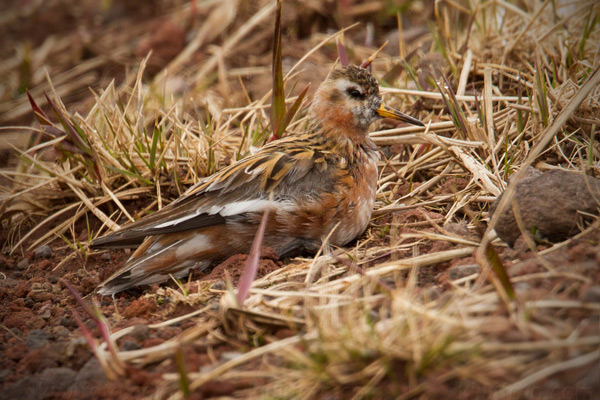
90,136 -> 328,249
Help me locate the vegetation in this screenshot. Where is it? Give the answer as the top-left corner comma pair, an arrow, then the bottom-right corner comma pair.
1,0 -> 599,398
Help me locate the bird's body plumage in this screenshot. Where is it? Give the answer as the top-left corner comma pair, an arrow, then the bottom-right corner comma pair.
92,65 -> 423,295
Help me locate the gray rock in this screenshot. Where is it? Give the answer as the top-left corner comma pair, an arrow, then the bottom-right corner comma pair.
121,340 -> 141,351
17,258 -> 30,269
419,286 -> 442,302
0,277 -> 19,288
491,170 -> 600,245
443,221 -> 471,238
0,368 -> 11,383
2,376 -> 40,400
52,325 -> 70,340
101,252 -> 111,261
448,264 -> 480,280
582,286 -> 600,303
38,304 -> 52,320
35,245 -> 53,259
129,324 -> 150,341
1,368 -> 76,400
69,357 -> 107,391
210,280 -> 226,291
38,367 -> 77,392
26,329 -> 50,349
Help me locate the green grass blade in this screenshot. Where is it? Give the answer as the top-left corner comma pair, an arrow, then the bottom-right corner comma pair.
270,0 -> 286,140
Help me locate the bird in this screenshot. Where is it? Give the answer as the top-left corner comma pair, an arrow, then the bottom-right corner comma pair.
91,65 -> 424,295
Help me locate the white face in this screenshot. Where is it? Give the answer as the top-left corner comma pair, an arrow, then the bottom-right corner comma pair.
334,78 -> 382,129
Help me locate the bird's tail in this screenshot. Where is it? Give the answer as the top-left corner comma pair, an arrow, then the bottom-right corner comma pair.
97,230 -> 216,296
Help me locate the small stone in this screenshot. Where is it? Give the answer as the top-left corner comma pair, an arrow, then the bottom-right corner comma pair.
0,277 -> 19,288
491,170 -> 600,245
2,376 -> 38,400
129,324 -> 150,341
419,286 -> 442,302
26,329 -> 50,349
35,245 -> 53,259
17,258 -> 30,269
23,297 -> 35,308
37,367 -> 77,392
52,325 -> 70,340
443,221 -> 471,238
210,280 -> 226,291
69,358 -> 107,391
10,327 -> 22,337
60,316 -> 76,329
448,264 -> 480,280
38,304 -> 52,320
0,368 -> 11,383
101,252 -> 111,261
582,286 -> 600,303
122,340 -> 141,351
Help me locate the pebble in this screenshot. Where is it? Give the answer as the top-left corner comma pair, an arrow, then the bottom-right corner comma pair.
0,368 -> 11,382
492,170 -> 600,245
129,324 -> 150,341
17,258 -> 30,269
419,286 -> 442,302
26,329 -> 50,349
448,264 -> 480,280
35,245 -> 53,259
210,280 -> 226,291
122,340 -> 142,351
582,285 -> 600,303
3,367 -> 77,399
69,358 -> 107,391
3,376 -> 39,400
101,252 -> 111,260
0,277 -> 19,288
38,304 -> 52,320
37,367 -> 76,392
52,325 -> 70,340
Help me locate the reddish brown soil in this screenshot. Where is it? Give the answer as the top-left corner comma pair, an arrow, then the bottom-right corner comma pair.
2,221 -> 599,399
0,242 -> 284,400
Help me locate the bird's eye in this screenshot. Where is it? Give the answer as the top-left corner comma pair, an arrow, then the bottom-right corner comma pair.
346,88 -> 365,99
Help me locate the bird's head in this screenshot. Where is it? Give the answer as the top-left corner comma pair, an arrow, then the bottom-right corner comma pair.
309,65 -> 424,135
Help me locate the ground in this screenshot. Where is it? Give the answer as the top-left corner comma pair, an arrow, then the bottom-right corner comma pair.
1,207 -> 599,399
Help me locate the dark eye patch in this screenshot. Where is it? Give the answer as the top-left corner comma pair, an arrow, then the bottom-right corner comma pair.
346,87 -> 365,99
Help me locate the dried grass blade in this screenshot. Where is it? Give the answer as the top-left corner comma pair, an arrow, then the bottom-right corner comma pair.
360,41 -> 388,69
481,65 -> 600,250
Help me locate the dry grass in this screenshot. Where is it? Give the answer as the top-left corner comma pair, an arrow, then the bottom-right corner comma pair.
1,0 -> 600,398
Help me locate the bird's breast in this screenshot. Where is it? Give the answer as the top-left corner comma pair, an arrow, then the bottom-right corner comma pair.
267,146 -> 379,250
330,153 -> 378,246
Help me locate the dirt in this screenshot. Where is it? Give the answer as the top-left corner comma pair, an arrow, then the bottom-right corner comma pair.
0,241 -> 284,399
1,193 -> 599,399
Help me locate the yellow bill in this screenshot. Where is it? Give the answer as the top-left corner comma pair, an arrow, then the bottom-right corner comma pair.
377,104 -> 424,126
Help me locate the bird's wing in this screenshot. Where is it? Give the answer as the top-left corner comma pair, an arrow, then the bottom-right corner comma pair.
90,136 -> 334,248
